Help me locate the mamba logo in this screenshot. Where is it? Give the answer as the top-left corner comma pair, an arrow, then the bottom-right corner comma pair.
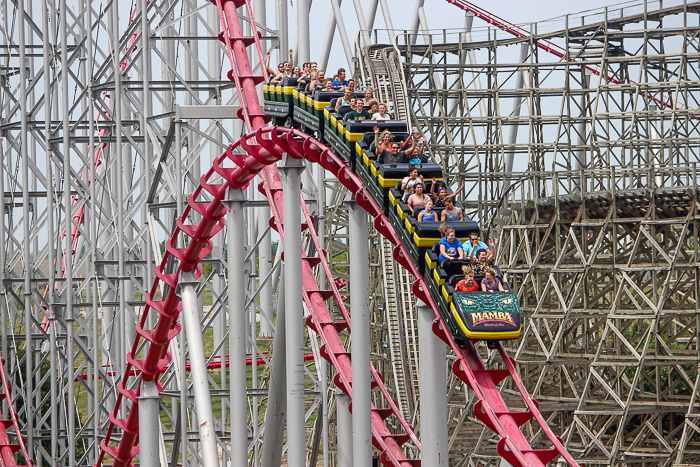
471,311 -> 515,327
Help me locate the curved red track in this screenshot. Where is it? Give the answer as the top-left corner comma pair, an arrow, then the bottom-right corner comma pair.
95,1 -> 580,466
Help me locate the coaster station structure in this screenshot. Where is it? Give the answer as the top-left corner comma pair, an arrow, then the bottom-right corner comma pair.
0,0 -> 698,467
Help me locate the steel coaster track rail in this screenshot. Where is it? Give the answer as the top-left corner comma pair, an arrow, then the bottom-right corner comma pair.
93,1 -> 580,466
0,358 -> 32,467
382,48 -> 409,123
365,44 -> 419,422
446,0 -> 697,117
95,1 -> 420,466
380,236 -> 414,420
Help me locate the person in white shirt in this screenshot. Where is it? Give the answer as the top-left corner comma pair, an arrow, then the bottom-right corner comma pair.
372,102 -> 390,121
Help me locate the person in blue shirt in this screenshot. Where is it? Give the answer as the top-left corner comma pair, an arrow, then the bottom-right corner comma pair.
437,223 -> 464,263
332,67 -> 349,88
463,232 -> 489,258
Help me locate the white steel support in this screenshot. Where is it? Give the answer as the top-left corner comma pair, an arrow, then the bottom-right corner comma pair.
505,42 -> 531,174
417,7 -> 431,44
178,271 -> 220,467
112,0 -> 127,382
352,0 -> 372,48
346,199 -> 372,467
45,0 -> 58,460
327,0 -> 355,75
207,2 -> 228,438
417,300 -> 448,466
276,0 -> 288,65
61,0 -> 76,462
19,0 -> 34,457
365,0 -> 379,30
224,187 -> 248,467
253,0 -> 266,109
279,155 -> 306,467
319,0 -> 343,72
258,199 -> 273,337
464,12 -> 488,127
336,391 -> 353,467
409,0 -> 426,45
261,274 -> 287,467
379,0 -> 396,38
138,381 -> 161,467
317,166 -> 329,467
297,0 -> 311,63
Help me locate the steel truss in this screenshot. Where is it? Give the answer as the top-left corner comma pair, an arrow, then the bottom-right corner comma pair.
0,0 -> 429,466
0,0 -> 300,465
4,0 -> 700,465
394,1 -> 700,465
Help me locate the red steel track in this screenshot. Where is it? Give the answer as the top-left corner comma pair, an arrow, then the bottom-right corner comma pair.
0,359 -> 32,467
446,0 -> 692,116
95,1 -> 580,466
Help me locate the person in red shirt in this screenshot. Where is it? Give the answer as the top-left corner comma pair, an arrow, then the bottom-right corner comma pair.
455,266 -> 479,292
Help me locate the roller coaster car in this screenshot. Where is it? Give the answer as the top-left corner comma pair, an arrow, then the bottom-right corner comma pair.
425,247 -> 522,342
262,94 -> 522,342
263,77 -> 296,120
451,291 -> 521,341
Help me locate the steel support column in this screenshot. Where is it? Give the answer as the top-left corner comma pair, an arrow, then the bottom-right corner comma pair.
18,0 -> 34,458
138,381 -> 161,467
417,300 -> 448,466
279,156 -> 306,467
297,0 -> 310,63
178,271 -> 220,467
346,199 -> 371,467
505,42 -> 530,175
327,0 -> 355,75
276,0 -> 288,66
409,0 -> 426,45
258,197 -> 273,337
260,274 -> 286,467
336,391 -> 353,467
224,187 -> 248,467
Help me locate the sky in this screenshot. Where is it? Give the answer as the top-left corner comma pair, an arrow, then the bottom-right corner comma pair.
270,0 -> 623,73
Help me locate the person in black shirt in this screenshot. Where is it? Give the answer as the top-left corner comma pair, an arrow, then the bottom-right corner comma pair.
373,127 -> 422,164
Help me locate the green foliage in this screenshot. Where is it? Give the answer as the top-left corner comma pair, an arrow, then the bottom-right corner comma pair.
12,348 -> 86,466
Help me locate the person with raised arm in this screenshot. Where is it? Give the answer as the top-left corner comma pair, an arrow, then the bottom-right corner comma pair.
374,127 -> 422,164
265,51 -> 285,84
285,49 -> 294,77
470,240 -> 496,275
